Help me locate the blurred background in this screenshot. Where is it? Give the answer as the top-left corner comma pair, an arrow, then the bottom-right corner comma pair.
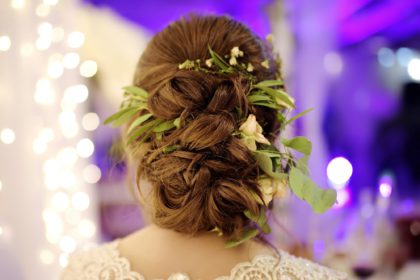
0,0 -> 419,279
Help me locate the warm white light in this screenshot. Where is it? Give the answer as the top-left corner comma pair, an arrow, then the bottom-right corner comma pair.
323,52 -> 343,75
80,60 -> 98,78
63,52 -> 80,69
408,58 -> 420,81
327,157 -> 353,187
83,164 -> 101,184
61,122 -> 79,138
52,27 -> 65,42
37,22 -> 53,37
59,111 -> 76,125
35,36 -> 51,50
67,32 -> 85,48
59,236 -> 76,253
78,219 -> 96,238
39,249 -> 54,265
60,98 -> 77,112
1,128 -> 16,144
20,43 -> 34,56
43,208 -> 63,243
59,253 -> 69,268
43,159 -> 59,174
48,60 -> 64,78
76,138 -> 94,158
36,3 -> 50,17
0,36 -> 11,51
34,87 -> 55,105
33,139 -> 47,154
43,0 -> 59,5
59,111 -> 79,138
11,0 -> 25,10
57,147 -> 78,167
0,180 -> 3,192
52,192 -> 70,211
37,78 -> 50,89
0,226 -> 3,236
39,128 -> 55,143
64,84 -> 89,103
60,170 -> 76,188
72,192 -> 90,211
82,112 -> 100,131
64,209 -> 81,225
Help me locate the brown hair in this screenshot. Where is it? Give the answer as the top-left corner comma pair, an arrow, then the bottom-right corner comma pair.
128,15 -> 281,240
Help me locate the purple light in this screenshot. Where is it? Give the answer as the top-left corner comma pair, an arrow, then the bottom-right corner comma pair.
378,173 -> 394,198
333,188 -> 351,209
379,183 -> 392,198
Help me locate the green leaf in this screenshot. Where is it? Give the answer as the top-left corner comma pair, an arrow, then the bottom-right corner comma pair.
255,149 -> 283,158
282,137 -> 312,156
225,229 -> 259,248
261,223 -> 272,234
254,153 -> 285,180
152,120 -> 176,133
162,145 -> 180,153
296,155 -> 309,175
251,101 -> 280,109
173,117 -> 181,128
127,113 -> 153,134
248,94 -> 273,103
104,107 -> 138,127
254,79 -> 284,88
276,112 -> 286,124
127,119 -> 161,144
283,108 -> 314,127
289,168 -> 337,214
123,86 -> 148,100
244,209 -> 266,227
208,46 -> 230,71
255,86 -> 295,108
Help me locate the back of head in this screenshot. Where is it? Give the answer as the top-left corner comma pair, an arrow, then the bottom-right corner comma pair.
128,15 -> 280,240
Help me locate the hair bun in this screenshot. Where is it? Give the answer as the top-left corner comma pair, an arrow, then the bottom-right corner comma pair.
130,15 -> 279,239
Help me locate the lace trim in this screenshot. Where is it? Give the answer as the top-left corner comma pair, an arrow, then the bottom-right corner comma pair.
61,239 -> 348,280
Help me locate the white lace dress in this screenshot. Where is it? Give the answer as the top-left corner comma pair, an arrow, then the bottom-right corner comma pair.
60,240 -> 348,280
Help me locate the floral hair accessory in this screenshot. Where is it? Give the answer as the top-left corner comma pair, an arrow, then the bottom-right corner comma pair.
105,44 -> 337,248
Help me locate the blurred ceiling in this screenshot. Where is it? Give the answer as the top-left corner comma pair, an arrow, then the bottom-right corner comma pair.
334,0 -> 420,47
81,0 -> 274,36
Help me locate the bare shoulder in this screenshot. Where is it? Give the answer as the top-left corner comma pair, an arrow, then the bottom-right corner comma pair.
276,250 -> 349,280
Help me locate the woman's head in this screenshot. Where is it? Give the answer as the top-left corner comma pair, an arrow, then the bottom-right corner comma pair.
128,15 -> 281,240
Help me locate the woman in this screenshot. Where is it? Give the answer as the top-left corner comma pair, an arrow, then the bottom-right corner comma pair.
61,15 -> 347,279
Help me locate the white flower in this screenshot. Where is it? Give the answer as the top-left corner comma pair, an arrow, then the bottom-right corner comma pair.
273,179 -> 290,199
231,46 -> 244,58
257,178 -> 290,205
229,56 -> 237,66
261,60 -> 270,69
178,59 -> 195,70
239,114 -> 270,151
205,58 -> 213,67
246,63 -> 254,72
266,34 -> 274,44
258,178 -> 275,205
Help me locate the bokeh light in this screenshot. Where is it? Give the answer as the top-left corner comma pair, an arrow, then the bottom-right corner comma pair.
326,157 -> 353,188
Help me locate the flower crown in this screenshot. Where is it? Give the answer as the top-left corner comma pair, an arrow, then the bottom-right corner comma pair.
105,41 -> 337,247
